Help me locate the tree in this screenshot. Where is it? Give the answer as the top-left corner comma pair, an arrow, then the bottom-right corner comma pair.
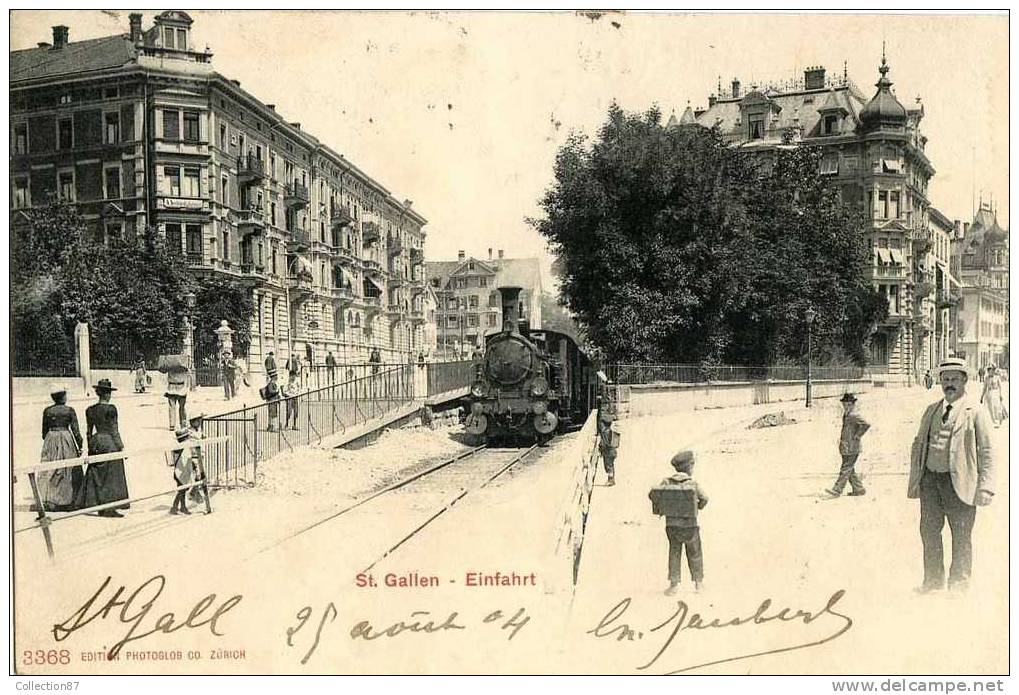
192,275 -> 255,358
533,103 -> 884,366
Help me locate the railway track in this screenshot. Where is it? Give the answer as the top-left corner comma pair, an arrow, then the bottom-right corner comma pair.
252,442 -> 549,570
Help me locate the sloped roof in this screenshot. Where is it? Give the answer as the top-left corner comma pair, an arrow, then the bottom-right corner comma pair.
695,86 -> 867,140
423,260 -> 462,290
10,34 -> 137,83
424,257 -> 542,293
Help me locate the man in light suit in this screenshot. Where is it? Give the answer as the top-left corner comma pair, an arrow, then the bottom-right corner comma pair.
907,357 -> 995,593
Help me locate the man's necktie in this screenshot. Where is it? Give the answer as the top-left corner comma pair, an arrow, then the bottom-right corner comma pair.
942,404 -> 953,424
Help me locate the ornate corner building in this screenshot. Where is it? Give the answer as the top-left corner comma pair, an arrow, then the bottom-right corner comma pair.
10,11 -> 431,373
683,54 -> 962,377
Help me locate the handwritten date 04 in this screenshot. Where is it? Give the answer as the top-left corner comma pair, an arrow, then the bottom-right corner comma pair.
287,603 -> 531,665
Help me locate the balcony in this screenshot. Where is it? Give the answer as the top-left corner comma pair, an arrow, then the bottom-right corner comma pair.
331,285 -> 355,303
287,229 -> 311,252
410,309 -> 425,323
236,153 -> 265,185
284,181 -> 310,210
330,202 -> 353,229
387,303 -> 403,315
871,265 -> 908,280
408,277 -> 425,294
186,252 -> 204,267
332,246 -> 358,266
389,274 -> 406,289
387,235 -> 404,256
235,205 -> 266,235
362,258 -> 383,277
362,221 -> 380,245
287,273 -> 314,297
914,281 -> 934,299
409,247 -> 424,265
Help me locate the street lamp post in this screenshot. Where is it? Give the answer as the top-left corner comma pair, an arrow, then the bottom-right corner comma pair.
805,305 -> 817,408
183,290 -> 197,391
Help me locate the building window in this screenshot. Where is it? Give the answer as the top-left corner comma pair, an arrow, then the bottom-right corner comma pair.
104,222 -> 123,244
488,314 -> 497,327
889,191 -> 900,219
104,112 -> 120,144
163,109 -> 179,140
823,114 -> 839,135
183,167 -> 201,197
820,153 -> 839,175
104,167 -> 121,199
164,166 -> 181,196
12,176 -> 30,208
186,224 -> 202,254
176,28 -> 187,50
58,118 -> 73,150
271,244 -> 278,274
222,230 -> 230,261
221,175 -> 229,206
12,123 -> 27,155
166,223 -> 182,253
270,201 -> 277,225
183,111 -> 200,142
748,115 -> 764,140
469,295 -> 479,309
164,26 -> 175,49
57,170 -> 75,202
219,124 -> 227,149
478,276 -> 488,288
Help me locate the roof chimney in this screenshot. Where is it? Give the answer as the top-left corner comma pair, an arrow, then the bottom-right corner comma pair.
731,78 -> 741,99
488,248 -> 492,260
129,13 -> 143,43
498,249 -> 504,259
266,104 -> 275,111
804,65 -> 826,90
458,250 -> 465,261
52,25 -> 69,49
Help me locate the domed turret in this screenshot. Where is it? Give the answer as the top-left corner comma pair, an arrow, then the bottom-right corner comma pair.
859,52 -> 907,131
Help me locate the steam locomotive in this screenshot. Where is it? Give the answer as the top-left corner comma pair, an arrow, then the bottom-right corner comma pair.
464,286 -> 597,445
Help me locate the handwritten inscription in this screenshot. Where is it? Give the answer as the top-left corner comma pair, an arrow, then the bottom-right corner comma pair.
51,576 -> 243,660
588,590 -> 853,673
287,604 -> 531,664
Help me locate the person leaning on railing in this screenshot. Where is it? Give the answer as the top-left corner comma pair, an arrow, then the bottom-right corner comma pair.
261,369 -> 282,432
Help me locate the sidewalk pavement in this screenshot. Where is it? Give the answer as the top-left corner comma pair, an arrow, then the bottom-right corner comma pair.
570,386 -> 1009,673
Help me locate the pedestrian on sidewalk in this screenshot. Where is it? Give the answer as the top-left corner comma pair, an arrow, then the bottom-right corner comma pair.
161,354 -> 190,431
825,393 -> 871,498
220,349 -> 238,400
261,370 -> 281,431
649,450 -> 708,595
133,356 -> 148,394
168,427 -> 197,515
284,371 -> 301,430
265,350 -> 276,376
36,384 -> 84,512
80,379 -> 130,518
326,351 -> 337,384
980,365 -> 1007,427
596,406 -> 620,486
369,347 -> 382,375
908,357 -> 995,593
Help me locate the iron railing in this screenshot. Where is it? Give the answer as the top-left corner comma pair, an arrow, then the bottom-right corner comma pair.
605,363 -> 868,385
202,365 -> 417,487
426,360 -> 474,396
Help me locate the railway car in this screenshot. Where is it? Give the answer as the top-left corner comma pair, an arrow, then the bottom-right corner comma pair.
464,286 -> 596,445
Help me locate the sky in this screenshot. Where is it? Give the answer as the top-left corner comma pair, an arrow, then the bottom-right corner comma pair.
9,11 -> 1010,290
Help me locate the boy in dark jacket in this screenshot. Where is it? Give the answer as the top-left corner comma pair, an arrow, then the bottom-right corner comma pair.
650,450 -> 708,595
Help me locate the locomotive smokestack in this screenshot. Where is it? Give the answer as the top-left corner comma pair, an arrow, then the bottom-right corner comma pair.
498,286 -> 523,333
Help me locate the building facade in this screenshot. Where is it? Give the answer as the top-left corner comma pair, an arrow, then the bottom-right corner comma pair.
686,56 -> 943,376
955,203 -> 1009,370
425,250 -> 542,358
10,12 -> 431,374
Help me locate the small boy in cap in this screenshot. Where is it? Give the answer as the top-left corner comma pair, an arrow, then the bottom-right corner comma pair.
825,393 -> 870,498
649,450 -> 708,595
597,404 -> 620,486
169,427 -> 197,515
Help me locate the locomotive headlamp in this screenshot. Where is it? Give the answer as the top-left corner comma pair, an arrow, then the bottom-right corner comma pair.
470,380 -> 489,398
530,376 -> 549,397
531,401 -> 548,415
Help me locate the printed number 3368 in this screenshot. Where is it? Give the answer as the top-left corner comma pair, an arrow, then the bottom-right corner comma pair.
22,649 -> 71,666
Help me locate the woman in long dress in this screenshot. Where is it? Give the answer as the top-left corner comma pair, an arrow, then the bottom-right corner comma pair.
37,384 -> 84,511
981,365 -> 1006,427
80,379 -> 130,517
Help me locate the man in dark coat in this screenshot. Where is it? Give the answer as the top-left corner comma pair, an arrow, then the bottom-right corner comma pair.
264,350 -> 276,376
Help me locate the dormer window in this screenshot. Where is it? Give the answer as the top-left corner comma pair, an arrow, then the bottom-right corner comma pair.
823,114 -> 839,135
749,115 -> 764,140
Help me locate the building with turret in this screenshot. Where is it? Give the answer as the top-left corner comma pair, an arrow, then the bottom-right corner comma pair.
955,202 -> 1009,370
684,53 -> 950,378
10,11 -> 431,375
